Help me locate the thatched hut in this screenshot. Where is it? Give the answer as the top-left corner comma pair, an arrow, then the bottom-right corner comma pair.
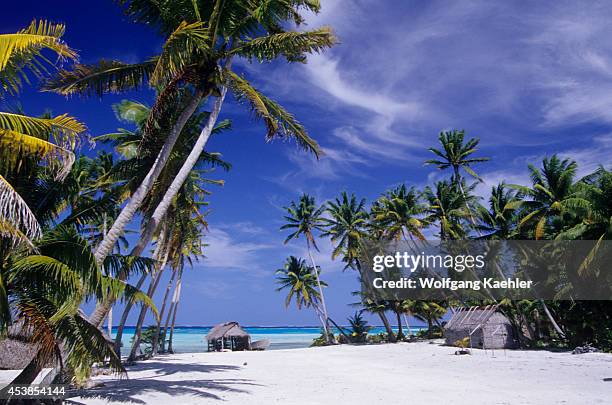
206,322 -> 251,351
444,305 -> 519,349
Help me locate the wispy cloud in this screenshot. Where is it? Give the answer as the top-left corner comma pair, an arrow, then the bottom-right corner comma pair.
202,227 -> 274,273
260,0 -> 612,181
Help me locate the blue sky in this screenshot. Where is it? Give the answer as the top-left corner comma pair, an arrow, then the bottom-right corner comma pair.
4,0 -> 612,326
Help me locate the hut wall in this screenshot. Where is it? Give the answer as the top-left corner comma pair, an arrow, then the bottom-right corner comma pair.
444,310 -> 519,349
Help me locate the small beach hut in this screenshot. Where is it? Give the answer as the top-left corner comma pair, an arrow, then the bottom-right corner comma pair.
444,305 -> 519,349
206,322 -> 251,351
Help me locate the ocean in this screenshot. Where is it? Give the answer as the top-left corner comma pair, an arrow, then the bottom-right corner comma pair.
115,326 -> 427,355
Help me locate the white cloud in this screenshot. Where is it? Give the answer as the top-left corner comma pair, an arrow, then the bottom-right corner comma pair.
262,0 -> 612,177
202,227 -> 274,273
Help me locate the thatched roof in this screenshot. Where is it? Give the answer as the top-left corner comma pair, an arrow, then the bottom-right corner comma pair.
0,319 -> 37,370
445,305 -> 510,330
206,322 -> 249,341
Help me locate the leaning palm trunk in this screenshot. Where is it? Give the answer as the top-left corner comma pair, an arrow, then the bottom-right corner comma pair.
378,311 -> 396,343
127,250 -> 170,361
113,222 -> 168,355
130,87 -> 229,261
395,309 -> 404,340
306,247 -> 333,344
89,93 -> 204,328
403,314 -> 412,337
161,301 -> 175,353
167,271 -> 183,353
113,273 -> 148,356
152,267 -> 178,356
90,78 -> 228,328
539,299 -> 565,339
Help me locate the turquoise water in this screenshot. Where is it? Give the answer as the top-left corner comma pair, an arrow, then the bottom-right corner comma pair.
115,326 -> 426,355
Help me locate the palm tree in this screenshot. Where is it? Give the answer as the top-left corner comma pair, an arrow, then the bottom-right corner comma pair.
128,169 -> 210,361
510,155 -> 588,240
424,180 -> 472,240
322,192 -> 368,270
275,256 -> 324,311
50,1 -> 335,327
7,226 -> 154,384
476,183 -> 519,239
425,129 -> 489,234
94,98 -> 229,353
0,148 -> 155,383
411,300 -> 446,338
46,0 -> 334,275
347,311 -> 371,343
281,193 -> 333,343
371,184 -> 427,241
425,130 -> 490,182
561,167 -> 612,240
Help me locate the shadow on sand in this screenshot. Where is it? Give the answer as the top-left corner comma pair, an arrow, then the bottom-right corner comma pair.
64,361 -> 260,404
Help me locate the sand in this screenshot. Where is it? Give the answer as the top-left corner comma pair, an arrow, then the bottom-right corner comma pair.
66,342 -> 611,405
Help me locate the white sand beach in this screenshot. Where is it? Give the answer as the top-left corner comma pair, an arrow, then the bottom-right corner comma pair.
66,342 -> 611,405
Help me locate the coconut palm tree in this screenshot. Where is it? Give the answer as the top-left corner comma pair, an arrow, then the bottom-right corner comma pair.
411,300 -> 446,338
46,0 -> 334,273
281,193 -> 333,343
322,192 -> 368,270
1,149 -> 155,384
95,98 -> 229,354
371,184 -> 427,242
7,226 -> 154,384
127,169 -> 210,361
424,180 -> 472,240
510,155 -> 588,240
561,167 -> 612,240
425,130 -> 489,234
49,1 -> 334,327
425,129 -> 490,182
275,256 -> 324,311
476,183 -> 519,239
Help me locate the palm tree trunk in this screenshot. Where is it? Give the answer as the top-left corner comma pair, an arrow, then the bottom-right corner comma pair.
113,272 -> 147,356
127,251 -> 169,361
129,85 -> 229,261
378,311 -> 396,343
89,76 -> 229,328
539,299 -> 565,339
92,91 -> 204,266
306,246 -> 333,344
113,222 -> 168,355
161,301 -> 175,353
152,267 -> 178,356
161,275 -> 181,353
89,93 -> 204,328
10,354 -> 43,385
395,309 -> 404,340
403,314 -> 412,337
167,272 -> 183,353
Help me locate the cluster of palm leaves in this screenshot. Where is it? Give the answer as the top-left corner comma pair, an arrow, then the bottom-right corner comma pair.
277,129 -> 612,350
1,0 -> 336,385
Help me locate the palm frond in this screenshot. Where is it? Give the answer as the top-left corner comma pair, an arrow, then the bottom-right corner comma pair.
232,27 -> 336,62
0,20 -> 75,70
227,71 -> 320,156
151,21 -> 210,86
0,19 -> 77,95
0,174 -> 41,240
0,129 -> 76,179
0,111 -> 85,145
43,59 -> 157,97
